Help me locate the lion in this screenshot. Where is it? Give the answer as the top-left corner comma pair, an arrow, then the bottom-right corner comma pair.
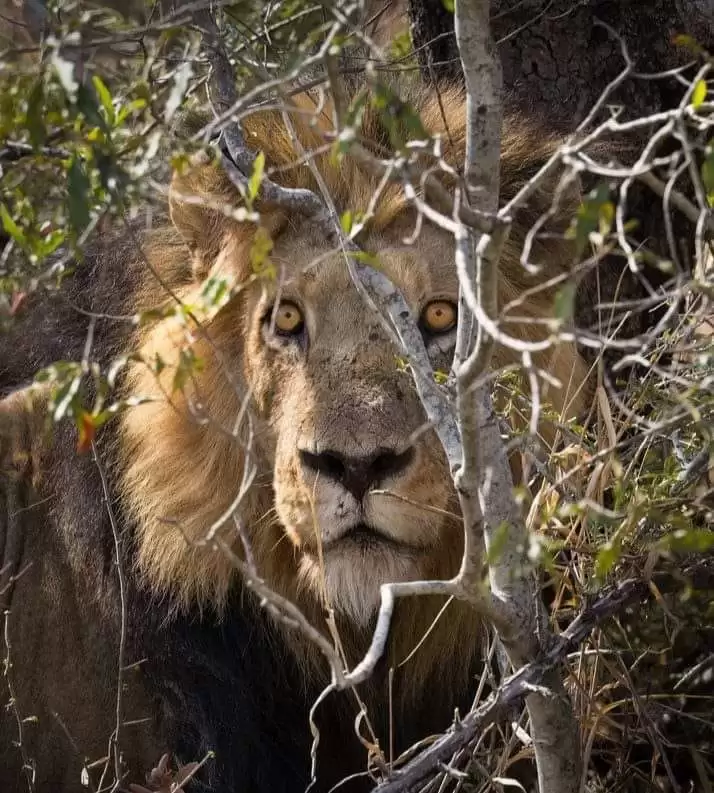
0,81 -> 593,792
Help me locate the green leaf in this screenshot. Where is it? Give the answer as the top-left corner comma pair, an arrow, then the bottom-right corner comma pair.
553,282 -> 576,322
394,355 -> 409,372
198,275 -> 232,319
116,97 -> 147,125
598,198 -> 614,235
566,183 -> 612,255
36,229 -> 66,259
67,157 -> 91,234
692,79 -> 708,109
340,210 -> 353,234
370,82 -> 428,151
26,80 -> 46,147
389,29 -> 413,59
51,372 -> 82,423
672,33 -> 706,56
442,0 -> 454,10
0,205 -> 26,245
247,151 -> 265,206
349,250 -> 381,267
76,84 -> 106,130
658,529 -> 714,553
250,226 -> 275,278
595,540 -> 621,581
172,348 -> 202,393
92,75 -> 115,126
201,275 -> 230,305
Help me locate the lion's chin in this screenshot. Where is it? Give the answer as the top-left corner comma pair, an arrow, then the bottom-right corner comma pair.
297,539 -> 424,628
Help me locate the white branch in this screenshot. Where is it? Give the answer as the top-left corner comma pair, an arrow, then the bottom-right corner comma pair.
452,1 -> 581,792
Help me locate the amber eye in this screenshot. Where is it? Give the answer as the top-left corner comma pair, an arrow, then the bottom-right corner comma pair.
273,301 -> 304,335
421,300 -> 457,334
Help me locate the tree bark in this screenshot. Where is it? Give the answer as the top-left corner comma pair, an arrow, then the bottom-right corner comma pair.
407,0 -> 714,125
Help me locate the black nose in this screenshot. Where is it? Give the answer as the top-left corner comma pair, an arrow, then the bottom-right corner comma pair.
298,446 -> 414,501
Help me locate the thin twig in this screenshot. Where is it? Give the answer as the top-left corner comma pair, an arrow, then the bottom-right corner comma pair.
91,440 -> 128,792
3,610 -> 35,793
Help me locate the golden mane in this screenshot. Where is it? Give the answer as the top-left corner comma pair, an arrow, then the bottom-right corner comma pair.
116,82 -> 592,690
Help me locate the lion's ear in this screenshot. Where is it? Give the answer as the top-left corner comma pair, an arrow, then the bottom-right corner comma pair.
169,153 -> 239,280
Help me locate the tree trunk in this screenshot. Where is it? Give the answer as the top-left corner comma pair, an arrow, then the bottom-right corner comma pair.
405,0 -> 714,125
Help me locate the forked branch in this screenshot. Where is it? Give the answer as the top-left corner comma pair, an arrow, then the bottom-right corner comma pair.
452,1 -> 581,791
372,570 -> 694,793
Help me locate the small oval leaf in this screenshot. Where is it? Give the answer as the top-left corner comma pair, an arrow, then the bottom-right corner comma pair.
692,78 -> 708,109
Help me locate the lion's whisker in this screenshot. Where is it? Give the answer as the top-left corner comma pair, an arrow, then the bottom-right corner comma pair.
370,489 -> 461,522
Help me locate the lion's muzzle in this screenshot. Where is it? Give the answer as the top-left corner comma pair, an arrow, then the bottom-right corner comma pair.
298,446 -> 415,502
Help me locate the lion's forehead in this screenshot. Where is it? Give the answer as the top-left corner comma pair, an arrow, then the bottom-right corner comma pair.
269,223 -> 459,314
240,223 -> 458,424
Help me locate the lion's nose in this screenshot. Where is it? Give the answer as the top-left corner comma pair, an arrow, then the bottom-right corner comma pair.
298,446 -> 414,501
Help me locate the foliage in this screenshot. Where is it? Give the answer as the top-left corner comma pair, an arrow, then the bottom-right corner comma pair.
1,1 -> 713,791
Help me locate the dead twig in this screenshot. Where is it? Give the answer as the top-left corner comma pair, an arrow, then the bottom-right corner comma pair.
371,568 -> 700,792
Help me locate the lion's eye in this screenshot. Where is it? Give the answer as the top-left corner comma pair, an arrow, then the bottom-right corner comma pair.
421,300 -> 457,334
273,301 -> 304,335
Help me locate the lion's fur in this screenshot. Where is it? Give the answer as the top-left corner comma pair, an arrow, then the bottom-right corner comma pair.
1,80 -> 595,790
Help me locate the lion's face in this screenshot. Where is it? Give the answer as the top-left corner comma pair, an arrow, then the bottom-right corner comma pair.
120,91 -> 592,632
239,220 -> 463,624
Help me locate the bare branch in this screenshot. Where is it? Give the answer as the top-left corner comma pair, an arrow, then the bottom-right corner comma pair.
452,1 -> 581,791
91,440 -> 129,793
372,570 -> 696,793
2,611 -> 35,792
